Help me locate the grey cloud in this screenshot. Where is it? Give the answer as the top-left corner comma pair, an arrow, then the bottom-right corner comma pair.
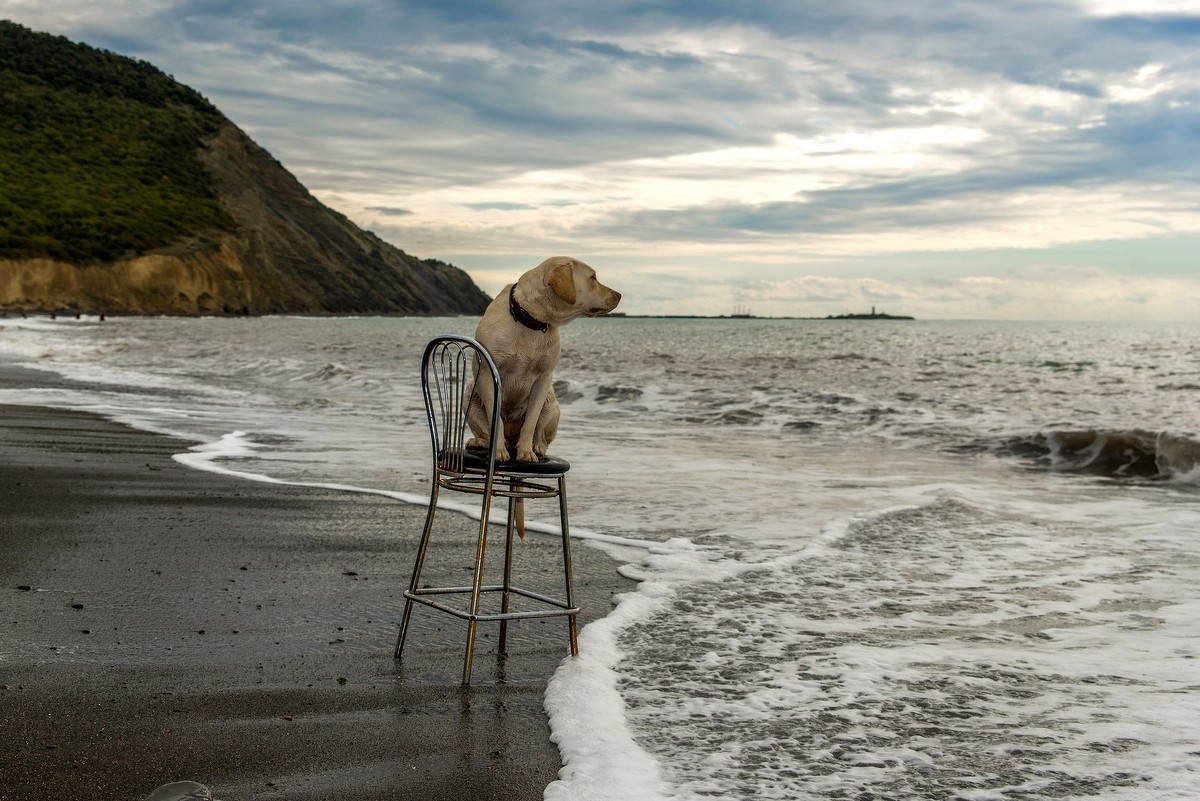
592,168 -> 1066,243
467,202 -> 534,211
16,0 -> 1199,247
1094,13 -> 1200,42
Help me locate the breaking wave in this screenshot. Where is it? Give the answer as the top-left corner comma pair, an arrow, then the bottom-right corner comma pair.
957,429 -> 1200,483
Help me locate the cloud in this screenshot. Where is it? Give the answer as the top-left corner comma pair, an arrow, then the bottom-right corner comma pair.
365,206 -> 413,216
4,0 -> 1198,318
718,266 -> 1200,321
467,201 -> 535,211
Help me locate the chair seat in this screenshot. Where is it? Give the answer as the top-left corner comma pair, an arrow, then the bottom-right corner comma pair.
446,447 -> 571,476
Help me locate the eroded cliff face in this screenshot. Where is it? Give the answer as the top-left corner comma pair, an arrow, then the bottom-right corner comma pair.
0,123 -> 491,316
3,245 -> 246,315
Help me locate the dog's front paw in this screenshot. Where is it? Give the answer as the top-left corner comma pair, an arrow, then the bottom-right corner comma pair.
515,445 -> 539,463
467,436 -> 509,461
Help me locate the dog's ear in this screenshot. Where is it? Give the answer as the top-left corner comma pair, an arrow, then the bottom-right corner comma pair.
548,262 -> 577,305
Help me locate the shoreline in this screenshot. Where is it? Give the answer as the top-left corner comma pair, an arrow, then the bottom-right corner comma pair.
0,381 -> 632,800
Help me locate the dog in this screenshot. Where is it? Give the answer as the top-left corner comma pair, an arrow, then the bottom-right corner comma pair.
467,256 -> 621,464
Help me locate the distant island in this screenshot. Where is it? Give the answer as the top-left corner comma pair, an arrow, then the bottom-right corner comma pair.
0,21 -> 490,316
825,306 -> 914,320
605,305 -> 916,321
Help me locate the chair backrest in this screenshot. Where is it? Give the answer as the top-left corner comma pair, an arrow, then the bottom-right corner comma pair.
421,335 -> 502,476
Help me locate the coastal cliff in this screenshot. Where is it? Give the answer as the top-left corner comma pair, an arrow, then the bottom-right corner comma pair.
0,21 -> 490,316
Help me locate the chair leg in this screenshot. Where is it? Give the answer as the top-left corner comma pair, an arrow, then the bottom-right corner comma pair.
395,485 -> 441,659
462,493 -> 494,684
498,490 -> 517,654
558,476 -> 579,657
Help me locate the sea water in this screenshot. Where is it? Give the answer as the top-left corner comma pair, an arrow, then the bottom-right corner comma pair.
2,314 -> 1199,800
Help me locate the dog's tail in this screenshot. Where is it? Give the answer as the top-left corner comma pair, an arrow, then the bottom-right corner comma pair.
515,497 -> 526,541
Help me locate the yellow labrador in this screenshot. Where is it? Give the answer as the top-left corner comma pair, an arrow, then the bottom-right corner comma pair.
467,256 -> 621,463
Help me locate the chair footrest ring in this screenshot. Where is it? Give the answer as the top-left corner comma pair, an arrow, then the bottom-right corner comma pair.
405,586 -> 579,621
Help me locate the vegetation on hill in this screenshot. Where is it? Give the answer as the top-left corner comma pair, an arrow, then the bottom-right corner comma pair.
0,20 -> 491,316
0,20 -> 234,262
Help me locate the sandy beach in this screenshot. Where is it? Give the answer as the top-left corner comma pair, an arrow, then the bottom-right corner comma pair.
0,372 -> 631,800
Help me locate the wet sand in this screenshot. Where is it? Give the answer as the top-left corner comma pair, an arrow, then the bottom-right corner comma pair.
0,389 -> 630,800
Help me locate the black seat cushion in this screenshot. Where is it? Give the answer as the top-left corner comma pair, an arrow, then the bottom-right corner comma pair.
444,447 -> 571,475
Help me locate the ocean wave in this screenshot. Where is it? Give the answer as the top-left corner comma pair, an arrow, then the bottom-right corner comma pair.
556,376 -> 916,434
293,362 -> 356,383
956,429 -> 1200,483
286,363 -> 382,392
596,385 -> 644,403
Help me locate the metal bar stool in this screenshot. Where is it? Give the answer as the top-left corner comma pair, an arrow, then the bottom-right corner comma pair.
394,335 -> 579,684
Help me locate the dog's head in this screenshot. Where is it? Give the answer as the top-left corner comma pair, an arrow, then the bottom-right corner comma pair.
534,256 -> 621,323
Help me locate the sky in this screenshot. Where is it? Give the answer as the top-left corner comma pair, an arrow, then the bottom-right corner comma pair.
4,0 -> 1200,319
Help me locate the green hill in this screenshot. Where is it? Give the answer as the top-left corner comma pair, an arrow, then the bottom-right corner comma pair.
0,20 -> 490,316
0,21 -> 231,261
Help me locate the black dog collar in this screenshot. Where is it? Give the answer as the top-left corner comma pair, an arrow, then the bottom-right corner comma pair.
509,285 -> 549,332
